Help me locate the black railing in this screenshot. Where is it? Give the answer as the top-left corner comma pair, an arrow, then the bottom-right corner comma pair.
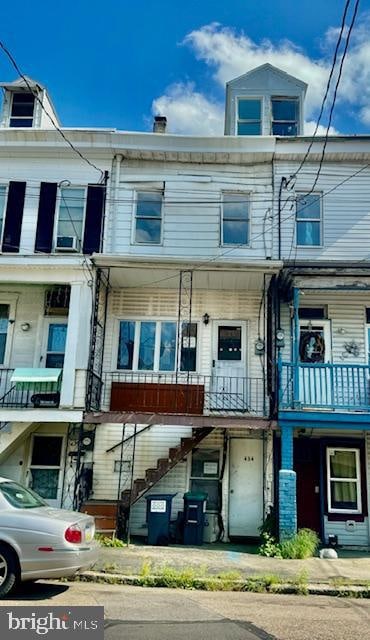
98,371 -> 266,417
0,369 -> 61,408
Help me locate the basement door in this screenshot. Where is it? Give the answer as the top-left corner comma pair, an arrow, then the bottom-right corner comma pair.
228,438 -> 263,537
210,321 -> 248,411
28,434 -> 65,507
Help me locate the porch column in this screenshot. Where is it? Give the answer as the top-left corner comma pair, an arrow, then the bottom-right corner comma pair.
60,281 -> 92,408
292,287 -> 300,407
279,423 -> 297,540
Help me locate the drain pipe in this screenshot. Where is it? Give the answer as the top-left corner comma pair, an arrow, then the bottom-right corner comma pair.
106,154 -> 122,251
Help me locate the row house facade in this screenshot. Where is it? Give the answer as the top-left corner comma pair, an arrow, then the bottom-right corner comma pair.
0,65 -> 369,547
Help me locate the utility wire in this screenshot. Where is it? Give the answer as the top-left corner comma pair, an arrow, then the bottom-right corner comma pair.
0,40 -> 105,181
291,0 -> 352,180
309,0 -> 361,194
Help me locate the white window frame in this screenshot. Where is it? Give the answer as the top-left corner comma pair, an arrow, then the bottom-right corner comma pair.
0,295 -> 17,368
133,190 -> 163,246
326,447 -> 362,514
221,191 -> 250,247
271,96 -> 299,136
189,447 -> 221,513
235,97 -> 262,135
114,319 -> 199,373
54,185 -> 87,252
41,317 -> 68,368
0,183 -> 9,248
9,92 -> 35,128
295,191 -> 323,248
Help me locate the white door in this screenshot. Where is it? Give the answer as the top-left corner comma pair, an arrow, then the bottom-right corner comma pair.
229,438 -> 263,537
28,434 -> 65,507
299,320 -> 332,406
210,321 -> 248,410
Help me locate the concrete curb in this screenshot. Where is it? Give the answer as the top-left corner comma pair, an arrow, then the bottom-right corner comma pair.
70,571 -> 370,598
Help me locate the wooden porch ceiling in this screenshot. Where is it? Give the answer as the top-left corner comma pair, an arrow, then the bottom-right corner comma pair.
83,411 -> 276,429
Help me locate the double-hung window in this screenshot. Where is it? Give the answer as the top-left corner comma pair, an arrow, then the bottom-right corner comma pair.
117,320 -> 197,372
56,187 -> 86,251
327,448 -> 361,513
222,193 -> 249,245
0,304 -> 10,365
296,193 -> 322,246
9,93 -> 35,127
271,97 -> 299,135
134,191 -> 162,244
237,98 -> 261,135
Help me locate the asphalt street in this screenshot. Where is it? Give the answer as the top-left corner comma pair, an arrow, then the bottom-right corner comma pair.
1,580 -> 370,640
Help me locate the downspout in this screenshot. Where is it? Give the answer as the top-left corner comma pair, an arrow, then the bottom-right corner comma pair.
105,154 -> 122,252
278,177 -> 287,260
292,287 -> 300,407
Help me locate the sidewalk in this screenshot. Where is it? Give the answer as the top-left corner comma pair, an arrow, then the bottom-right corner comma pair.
92,542 -> 370,584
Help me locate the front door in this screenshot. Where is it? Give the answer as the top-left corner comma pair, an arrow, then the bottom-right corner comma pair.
41,320 -> 68,368
229,438 -> 263,537
28,435 -> 65,507
294,438 -> 321,535
299,320 -> 332,406
211,321 -> 247,410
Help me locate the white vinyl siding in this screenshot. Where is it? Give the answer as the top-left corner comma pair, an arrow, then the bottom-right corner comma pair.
106,164 -> 272,260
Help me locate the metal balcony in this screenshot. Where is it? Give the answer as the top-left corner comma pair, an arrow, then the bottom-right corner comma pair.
91,371 -> 266,417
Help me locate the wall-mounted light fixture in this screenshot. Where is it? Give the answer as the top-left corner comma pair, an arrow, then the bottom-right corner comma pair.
20,322 -> 31,332
202,313 -> 210,325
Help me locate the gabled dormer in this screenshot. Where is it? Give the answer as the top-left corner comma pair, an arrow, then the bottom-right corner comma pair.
0,76 -> 60,129
224,63 -> 307,137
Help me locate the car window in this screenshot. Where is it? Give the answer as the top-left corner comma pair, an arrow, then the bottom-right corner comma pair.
0,481 -> 47,509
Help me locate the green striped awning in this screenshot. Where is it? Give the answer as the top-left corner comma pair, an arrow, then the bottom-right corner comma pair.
11,368 -> 62,387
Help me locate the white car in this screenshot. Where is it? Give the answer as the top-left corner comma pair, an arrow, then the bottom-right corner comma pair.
0,477 -> 98,597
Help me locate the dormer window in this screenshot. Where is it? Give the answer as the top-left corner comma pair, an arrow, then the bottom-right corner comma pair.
271,97 -> 299,136
9,92 -> 35,127
237,98 -> 262,135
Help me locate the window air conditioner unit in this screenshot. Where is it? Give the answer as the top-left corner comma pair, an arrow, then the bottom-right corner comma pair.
56,236 -> 78,252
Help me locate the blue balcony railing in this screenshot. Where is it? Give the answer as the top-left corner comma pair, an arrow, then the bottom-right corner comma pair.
279,361 -> 370,411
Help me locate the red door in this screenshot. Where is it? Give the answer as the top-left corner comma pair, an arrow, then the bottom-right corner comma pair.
294,439 -> 321,535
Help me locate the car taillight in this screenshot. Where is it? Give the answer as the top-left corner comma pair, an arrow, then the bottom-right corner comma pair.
64,524 -> 82,544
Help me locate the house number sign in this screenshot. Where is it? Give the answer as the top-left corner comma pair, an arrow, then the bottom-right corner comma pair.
150,500 -> 167,513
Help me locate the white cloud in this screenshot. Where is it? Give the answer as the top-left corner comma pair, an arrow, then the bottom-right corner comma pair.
152,18 -> 370,135
152,83 -> 224,136
304,121 -> 339,136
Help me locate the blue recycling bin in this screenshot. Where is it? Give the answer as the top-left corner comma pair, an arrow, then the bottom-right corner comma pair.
183,491 -> 208,545
145,494 -> 176,545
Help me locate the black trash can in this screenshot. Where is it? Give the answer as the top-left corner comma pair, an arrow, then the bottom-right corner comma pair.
183,491 -> 208,545
145,494 -> 176,545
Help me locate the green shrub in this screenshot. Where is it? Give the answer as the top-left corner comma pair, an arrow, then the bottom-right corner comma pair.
258,528 -> 319,559
258,532 -> 282,558
96,534 -> 125,548
280,529 -> 319,560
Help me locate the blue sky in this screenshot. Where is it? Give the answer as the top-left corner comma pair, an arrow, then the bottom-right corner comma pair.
0,1 -> 369,135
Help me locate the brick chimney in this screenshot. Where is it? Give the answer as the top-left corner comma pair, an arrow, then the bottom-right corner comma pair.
153,115 -> 167,133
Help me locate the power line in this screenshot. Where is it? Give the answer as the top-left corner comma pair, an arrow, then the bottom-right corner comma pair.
0,40 -> 105,181
309,0 -> 361,194
291,0 -> 352,180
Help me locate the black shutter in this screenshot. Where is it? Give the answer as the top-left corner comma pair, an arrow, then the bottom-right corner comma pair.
34,182 -> 57,253
2,181 -> 26,252
82,184 -> 105,254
